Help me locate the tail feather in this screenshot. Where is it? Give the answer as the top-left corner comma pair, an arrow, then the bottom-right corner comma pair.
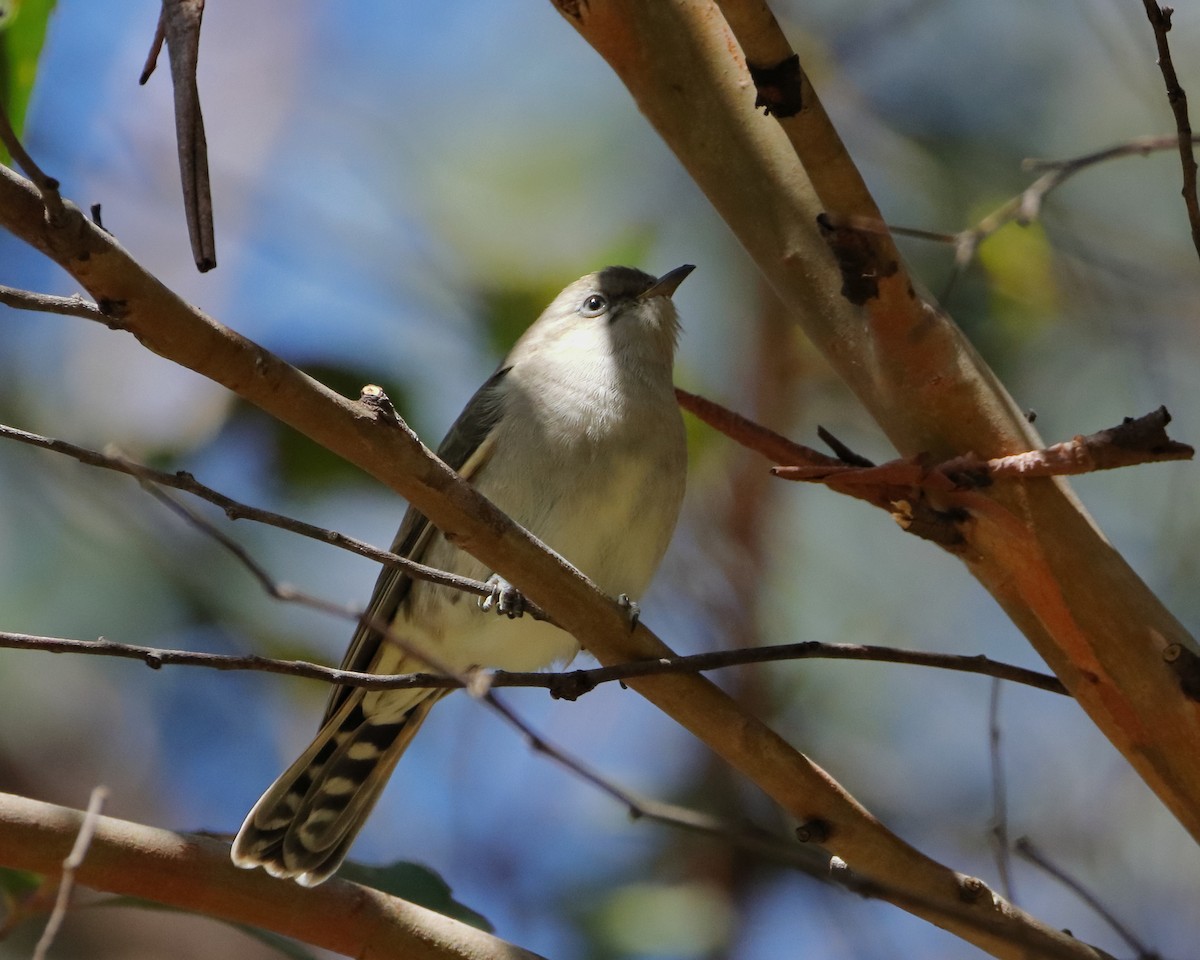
232,691 -> 439,886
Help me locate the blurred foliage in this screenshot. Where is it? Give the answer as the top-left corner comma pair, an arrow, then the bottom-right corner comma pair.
0,0 -> 55,159
232,363 -> 413,494
337,860 -> 492,931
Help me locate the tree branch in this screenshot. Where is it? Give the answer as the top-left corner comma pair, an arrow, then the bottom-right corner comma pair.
0,284 -> 109,323
1139,0 -> 1200,261
0,631 -> 1068,696
0,791 -> 547,960
552,2 -> 1200,876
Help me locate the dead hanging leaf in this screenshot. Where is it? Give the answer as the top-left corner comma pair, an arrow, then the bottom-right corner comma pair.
141,0 -> 216,272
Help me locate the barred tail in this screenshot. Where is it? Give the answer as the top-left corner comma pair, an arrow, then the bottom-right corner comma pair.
231,692 -> 438,886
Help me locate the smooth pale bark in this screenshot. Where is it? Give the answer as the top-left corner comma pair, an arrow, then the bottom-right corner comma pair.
0,792 -> 546,960
550,0 -> 1200,841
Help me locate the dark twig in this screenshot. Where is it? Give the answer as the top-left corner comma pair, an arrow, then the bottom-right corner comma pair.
1015,838 -> 1159,959
0,285 -> 107,323
139,11 -> 167,85
31,785 -> 109,960
477,687 -> 845,880
117,456 -> 485,685
1140,1 -> 1200,261
0,631 -> 1068,697
0,100 -> 64,225
0,422 -> 517,609
826,134 -> 1200,284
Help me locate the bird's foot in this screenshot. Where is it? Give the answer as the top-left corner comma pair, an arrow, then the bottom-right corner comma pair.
480,574 -> 526,619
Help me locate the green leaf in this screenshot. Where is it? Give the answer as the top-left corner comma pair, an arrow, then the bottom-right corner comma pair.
0,866 -> 42,899
0,0 -> 57,158
338,860 -> 493,932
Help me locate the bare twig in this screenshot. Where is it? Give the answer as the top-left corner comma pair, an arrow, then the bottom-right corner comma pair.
1015,838 -> 1159,959
939,407 -> 1193,482
988,679 -> 1016,904
684,396 -> 1191,494
138,10 -> 167,84
31,786 -> 109,960
0,285 -> 108,323
683,394 -> 1191,550
0,101 -> 64,225
0,631 -> 1068,696
119,458 -> 490,687
475,689 -> 834,879
1139,1 -> 1200,261
0,422 -> 512,607
826,134 -> 1200,285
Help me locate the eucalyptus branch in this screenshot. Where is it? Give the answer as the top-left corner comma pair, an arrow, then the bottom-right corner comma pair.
0,792 -> 546,960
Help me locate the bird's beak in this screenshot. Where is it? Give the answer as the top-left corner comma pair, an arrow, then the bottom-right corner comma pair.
640,264 -> 695,300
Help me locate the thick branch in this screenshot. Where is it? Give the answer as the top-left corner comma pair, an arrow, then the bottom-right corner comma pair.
0,792 -> 545,960
550,0 -> 1200,879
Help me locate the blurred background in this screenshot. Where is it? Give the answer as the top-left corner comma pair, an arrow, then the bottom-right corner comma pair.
2,1 -> 1200,958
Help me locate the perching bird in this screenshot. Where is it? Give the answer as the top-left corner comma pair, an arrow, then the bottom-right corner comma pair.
231,264 -> 692,885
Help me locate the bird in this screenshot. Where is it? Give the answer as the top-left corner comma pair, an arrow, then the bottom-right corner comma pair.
231,264 -> 692,885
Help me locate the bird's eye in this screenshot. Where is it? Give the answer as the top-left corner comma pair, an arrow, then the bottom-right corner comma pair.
579,294 -> 608,317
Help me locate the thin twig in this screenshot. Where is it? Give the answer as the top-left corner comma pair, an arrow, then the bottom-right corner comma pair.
0,423 -> 517,610
1139,1 -> 1200,261
0,100 -> 64,225
827,134 -> 1200,287
0,631 -> 1068,696
477,689 -> 829,871
0,285 -> 108,323
119,458 -> 483,684
1015,838 -> 1159,959
31,786 -> 109,960
987,678 -> 1015,904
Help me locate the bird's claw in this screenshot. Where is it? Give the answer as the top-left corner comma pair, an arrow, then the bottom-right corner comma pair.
480,574 -> 526,619
617,594 -> 640,629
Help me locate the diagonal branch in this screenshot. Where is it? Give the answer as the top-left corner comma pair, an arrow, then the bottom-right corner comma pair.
549,3 -> 1200,886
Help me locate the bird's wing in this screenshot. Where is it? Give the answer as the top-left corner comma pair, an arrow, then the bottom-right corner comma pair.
320,366 -> 513,722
